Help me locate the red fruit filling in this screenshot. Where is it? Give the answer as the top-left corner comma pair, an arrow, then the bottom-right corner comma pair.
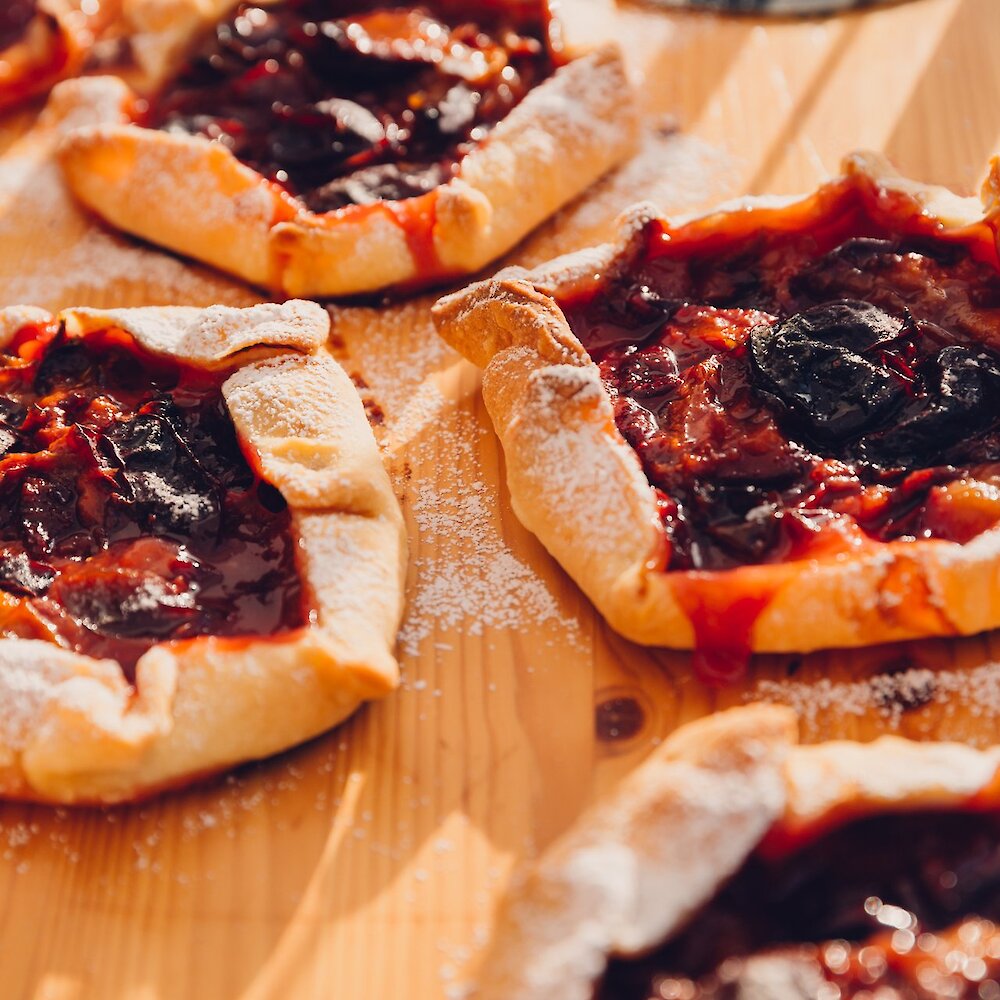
597,808 -> 1000,1000
555,181 -> 1000,681
0,321 -> 307,680
137,0 -> 561,213
560,189 -> 1000,573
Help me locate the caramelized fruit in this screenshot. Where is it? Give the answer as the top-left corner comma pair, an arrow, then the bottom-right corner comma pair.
0,322 -> 306,679
139,1 -> 560,212
598,808 -> 1000,1000
559,191 -> 1000,574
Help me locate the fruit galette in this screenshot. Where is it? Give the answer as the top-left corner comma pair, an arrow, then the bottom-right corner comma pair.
434,152 -> 1000,681
0,300 -> 406,804
54,0 -> 635,296
0,0 -> 111,110
480,704 -> 1000,1000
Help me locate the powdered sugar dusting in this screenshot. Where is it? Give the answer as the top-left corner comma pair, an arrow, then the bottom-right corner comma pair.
491,47 -> 628,164
750,655 -> 1000,738
40,78 -> 131,135
224,351 -> 356,444
0,658 -> 72,751
326,291 -> 583,657
70,299 -> 328,366
516,123 -> 735,269
66,121 -> 278,233
500,356 -> 654,567
786,736 -> 1000,824
0,144 -> 257,309
0,223 -> 256,308
0,734 -> 354,876
0,641 -> 128,750
327,297 -> 455,448
396,409 -> 580,656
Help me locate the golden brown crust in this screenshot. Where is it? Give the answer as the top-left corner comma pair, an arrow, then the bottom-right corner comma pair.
55,92 -> 294,288
0,300 -> 407,804
53,40 -> 637,296
433,152 -> 1000,654
273,45 -> 636,297
479,706 -> 797,1000
479,705 -> 1000,1000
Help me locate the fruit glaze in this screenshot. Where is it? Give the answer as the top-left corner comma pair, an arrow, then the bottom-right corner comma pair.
598,807 -> 1000,1000
556,173 -> 1000,681
137,0 -> 562,213
0,319 -> 306,680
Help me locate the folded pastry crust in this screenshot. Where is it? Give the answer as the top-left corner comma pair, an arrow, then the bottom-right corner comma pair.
0,0 -> 110,110
0,300 -> 407,804
52,0 -> 636,297
480,703 -> 1000,1000
119,0 -> 237,87
433,152 -> 1000,655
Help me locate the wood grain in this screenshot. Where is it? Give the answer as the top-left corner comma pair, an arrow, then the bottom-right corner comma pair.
1,0 -> 999,997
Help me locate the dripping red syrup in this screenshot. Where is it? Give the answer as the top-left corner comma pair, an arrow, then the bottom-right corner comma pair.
0,320 -> 308,682
556,177 -> 1000,684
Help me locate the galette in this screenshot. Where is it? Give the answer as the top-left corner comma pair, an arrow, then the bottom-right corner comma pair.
434,152 -> 1000,681
0,300 -> 406,803
54,0 -> 636,296
480,703 -> 1000,1000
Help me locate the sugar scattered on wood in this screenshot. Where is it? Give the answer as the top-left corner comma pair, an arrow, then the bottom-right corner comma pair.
515,123 -> 735,270
750,657 -> 1000,736
330,292 -> 583,658
395,410 -> 580,655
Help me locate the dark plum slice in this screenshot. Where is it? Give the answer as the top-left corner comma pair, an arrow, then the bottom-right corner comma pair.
306,161 -> 449,212
139,1 -> 556,209
105,410 -> 220,537
768,299 -> 905,353
823,236 -> 899,265
265,97 -> 385,171
90,581 -> 196,639
614,345 -> 680,399
861,346 -> 1000,465
48,564 -> 197,640
582,284 -> 685,354
748,300 -> 910,444
19,476 -> 92,559
750,337 -> 905,442
693,484 -> 783,565
311,12 -> 450,84
33,339 -> 97,396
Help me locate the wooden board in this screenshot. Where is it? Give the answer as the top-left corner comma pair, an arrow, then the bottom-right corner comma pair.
2,0 -> 1000,996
